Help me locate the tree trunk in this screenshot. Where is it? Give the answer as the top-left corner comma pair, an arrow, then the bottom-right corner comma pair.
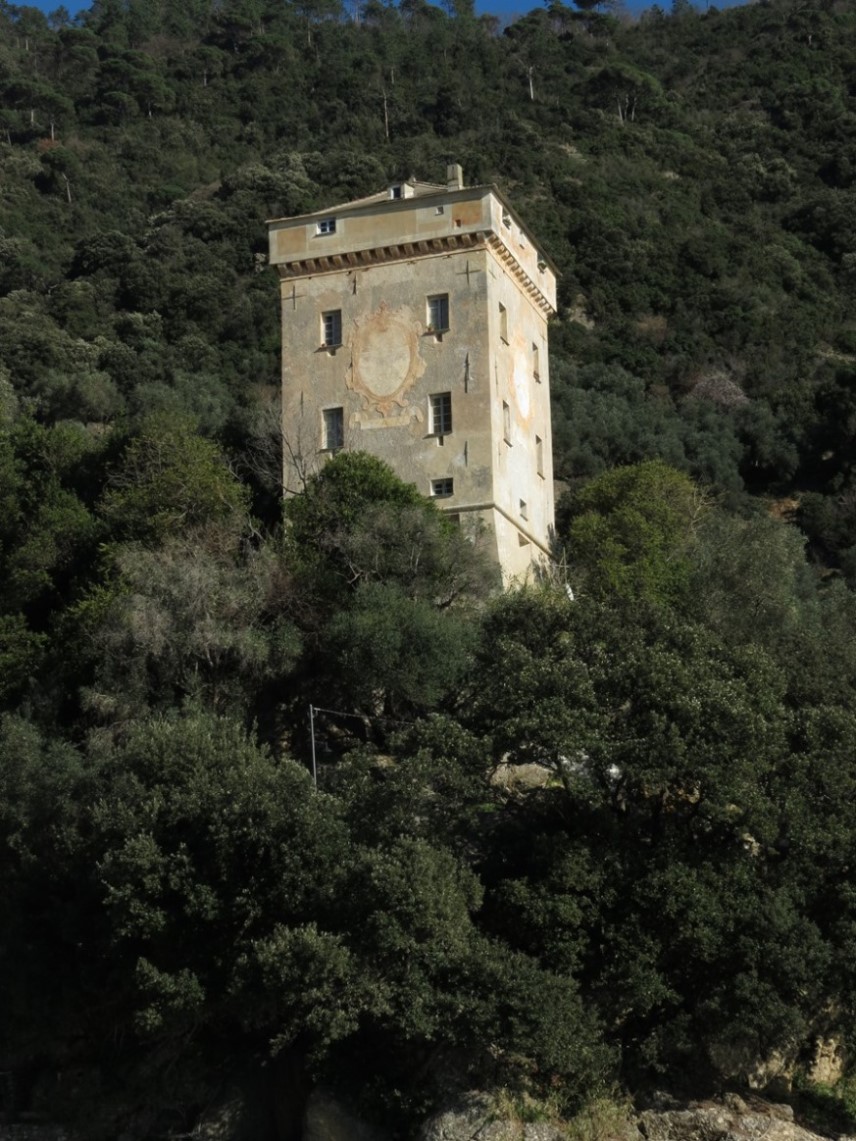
270,1047 -> 312,1141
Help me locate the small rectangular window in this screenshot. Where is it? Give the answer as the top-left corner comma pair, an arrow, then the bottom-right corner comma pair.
427,294 -> 449,333
536,434 -> 544,478
322,310 -> 342,347
502,209 -> 511,227
430,392 -> 452,437
431,478 -> 454,498
434,205 -> 445,216
316,217 -> 336,235
503,401 -> 511,445
533,343 -> 540,381
519,499 -> 528,521
390,185 -> 402,199
499,303 -> 508,343
322,407 -> 344,452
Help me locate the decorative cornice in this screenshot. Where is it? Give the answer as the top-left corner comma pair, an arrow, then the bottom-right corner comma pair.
275,231 -> 485,280
275,229 -> 555,316
484,234 -> 554,316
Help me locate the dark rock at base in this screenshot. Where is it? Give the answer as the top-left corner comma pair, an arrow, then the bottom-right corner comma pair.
302,1087 -> 389,1141
0,1129 -> 68,1141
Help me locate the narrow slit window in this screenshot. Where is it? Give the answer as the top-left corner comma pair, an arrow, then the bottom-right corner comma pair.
430,392 -> 452,436
431,478 -> 454,498
322,407 -> 344,452
499,303 -> 508,344
503,401 -> 511,444
427,294 -> 449,333
519,499 -> 528,521
536,435 -> 544,477
533,342 -> 540,381
322,310 -> 342,347
316,217 -> 336,235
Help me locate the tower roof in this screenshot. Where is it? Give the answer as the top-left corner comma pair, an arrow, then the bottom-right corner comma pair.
266,167 -> 559,280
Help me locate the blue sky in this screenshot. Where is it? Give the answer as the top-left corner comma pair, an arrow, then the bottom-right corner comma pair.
23,0 -> 750,21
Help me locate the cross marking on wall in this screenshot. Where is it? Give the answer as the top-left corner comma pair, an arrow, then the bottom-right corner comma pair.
286,284 -> 306,310
458,260 -> 481,285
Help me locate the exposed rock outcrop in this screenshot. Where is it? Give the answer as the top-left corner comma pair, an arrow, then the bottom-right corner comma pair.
637,1097 -> 830,1141
418,1092 -> 854,1141
809,1037 -> 847,1087
418,1091 -> 565,1141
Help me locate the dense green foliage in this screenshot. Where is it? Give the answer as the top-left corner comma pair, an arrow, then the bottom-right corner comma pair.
4,0 -> 856,1135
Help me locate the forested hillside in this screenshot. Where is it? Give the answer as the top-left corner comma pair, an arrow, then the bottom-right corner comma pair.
4,0 -> 856,1137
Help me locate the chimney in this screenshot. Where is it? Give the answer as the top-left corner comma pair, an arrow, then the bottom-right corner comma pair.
446,163 -> 464,191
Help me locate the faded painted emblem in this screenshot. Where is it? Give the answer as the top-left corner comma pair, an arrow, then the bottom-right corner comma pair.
348,301 -> 425,416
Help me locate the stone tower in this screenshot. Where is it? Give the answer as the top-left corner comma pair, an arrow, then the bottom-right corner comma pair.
267,165 -> 557,584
